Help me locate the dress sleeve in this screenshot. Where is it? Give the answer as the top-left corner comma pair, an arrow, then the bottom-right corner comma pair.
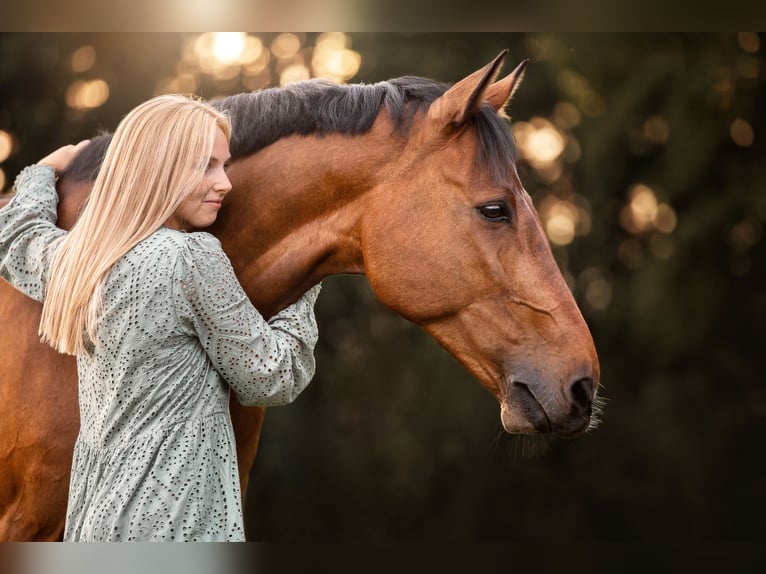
0,165 -> 65,302
172,232 -> 321,407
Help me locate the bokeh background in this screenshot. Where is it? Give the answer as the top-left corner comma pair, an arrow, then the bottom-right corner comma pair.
1,33 -> 764,541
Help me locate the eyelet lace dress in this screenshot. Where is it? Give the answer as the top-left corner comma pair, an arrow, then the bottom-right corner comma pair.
0,165 -> 321,541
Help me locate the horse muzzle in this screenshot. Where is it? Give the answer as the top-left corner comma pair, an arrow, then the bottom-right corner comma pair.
500,375 -> 596,438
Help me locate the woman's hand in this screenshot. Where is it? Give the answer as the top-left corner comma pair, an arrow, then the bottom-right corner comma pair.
37,140 -> 91,175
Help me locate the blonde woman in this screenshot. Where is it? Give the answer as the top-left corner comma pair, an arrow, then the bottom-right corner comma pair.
0,94 -> 321,541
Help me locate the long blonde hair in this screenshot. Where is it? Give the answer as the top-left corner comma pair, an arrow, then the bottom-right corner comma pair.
40,94 -> 231,355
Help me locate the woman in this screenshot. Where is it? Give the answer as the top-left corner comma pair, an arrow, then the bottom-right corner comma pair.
0,94 -> 321,541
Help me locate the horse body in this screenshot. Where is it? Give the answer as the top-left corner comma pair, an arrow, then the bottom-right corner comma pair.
0,51 -> 599,540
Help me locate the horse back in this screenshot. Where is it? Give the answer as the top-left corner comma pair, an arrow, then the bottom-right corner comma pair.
0,280 -> 78,540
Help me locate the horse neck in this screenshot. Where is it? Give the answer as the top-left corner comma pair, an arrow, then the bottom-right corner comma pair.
213,117 -> 399,318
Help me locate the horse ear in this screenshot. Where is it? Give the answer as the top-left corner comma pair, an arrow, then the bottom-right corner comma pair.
428,49 -> 509,128
484,59 -> 528,118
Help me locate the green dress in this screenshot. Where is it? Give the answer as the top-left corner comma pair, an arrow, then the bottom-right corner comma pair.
0,165 -> 321,541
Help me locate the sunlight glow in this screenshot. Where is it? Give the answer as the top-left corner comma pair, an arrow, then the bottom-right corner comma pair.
311,33 -> 361,83
271,33 -> 302,60
528,127 -> 565,162
170,33 -> 363,93
513,117 -> 567,179
280,64 -> 311,85
65,79 -> 110,110
211,33 -> 247,65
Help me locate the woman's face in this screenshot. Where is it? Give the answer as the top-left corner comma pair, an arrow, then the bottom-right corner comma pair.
165,127 -> 232,231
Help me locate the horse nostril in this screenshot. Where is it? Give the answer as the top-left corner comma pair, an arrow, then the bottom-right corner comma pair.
569,377 -> 594,416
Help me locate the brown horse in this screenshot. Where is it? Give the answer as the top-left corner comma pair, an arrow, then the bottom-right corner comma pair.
0,51 -> 600,541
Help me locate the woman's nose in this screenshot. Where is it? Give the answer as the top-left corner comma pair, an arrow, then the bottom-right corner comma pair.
218,172 -> 232,193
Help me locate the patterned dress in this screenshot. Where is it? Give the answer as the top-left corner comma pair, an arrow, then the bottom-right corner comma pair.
0,165 -> 321,541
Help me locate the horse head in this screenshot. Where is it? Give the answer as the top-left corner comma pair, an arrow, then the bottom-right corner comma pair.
359,51 -> 600,437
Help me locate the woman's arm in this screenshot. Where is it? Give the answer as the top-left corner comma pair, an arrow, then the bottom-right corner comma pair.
0,141 -> 89,301
173,233 -> 321,407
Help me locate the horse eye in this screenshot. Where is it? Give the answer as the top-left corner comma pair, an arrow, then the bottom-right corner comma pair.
478,202 -> 511,222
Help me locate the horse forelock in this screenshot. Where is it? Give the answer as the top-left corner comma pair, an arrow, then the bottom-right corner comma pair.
474,106 -> 519,189
213,77 -> 519,187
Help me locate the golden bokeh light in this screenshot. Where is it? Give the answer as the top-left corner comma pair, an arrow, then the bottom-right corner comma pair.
629,185 -> 659,227
0,130 -> 13,163
585,276 -> 612,311
730,118 -> 754,147
738,32 -> 760,53
178,33 -> 273,91
211,32 -> 247,65
578,267 -> 613,311
552,101 -> 581,130
313,47 -> 361,82
271,33 -> 302,60
513,117 -> 566,171
70,45 -> 96,73
155,73 -> 199,95
562,135 -> 582,163
311,33 -> 361,83
175,33 -> 362,92
655,203 -> 678,234
240,36 -> 265,65
546,211 -> 577,245
557,69 -> 605,117
643,115 -> 670,144
65,79 -> 110,110
243,48 -> 270,77
193,32 -> 259,75
620,183 -> 677,235
538,195 -> 591,246
280,64 -> 311,86
0,168 -> 6,192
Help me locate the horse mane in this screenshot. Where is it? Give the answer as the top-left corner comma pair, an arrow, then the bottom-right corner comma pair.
65,77 -> 519,187
61,132 -> 112,183
214,77 -> 519,186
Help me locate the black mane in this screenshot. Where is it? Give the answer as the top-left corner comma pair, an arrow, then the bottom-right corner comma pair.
61,131 -> 112,183
214,77 -> 518,186
66,77 -> 519,187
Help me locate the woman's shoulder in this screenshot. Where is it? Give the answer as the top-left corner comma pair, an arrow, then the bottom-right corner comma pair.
144,228 -> 227,270
152,228 -> 222,250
